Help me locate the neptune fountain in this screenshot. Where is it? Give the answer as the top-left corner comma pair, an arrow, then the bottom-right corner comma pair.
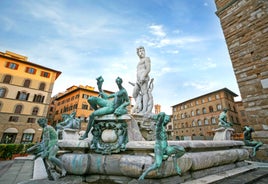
28,47 -> 251,183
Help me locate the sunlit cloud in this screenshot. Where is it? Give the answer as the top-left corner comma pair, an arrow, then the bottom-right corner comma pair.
149,24 -> 166,37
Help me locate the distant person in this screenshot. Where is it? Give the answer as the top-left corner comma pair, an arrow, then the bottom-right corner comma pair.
80,77 -> 130,140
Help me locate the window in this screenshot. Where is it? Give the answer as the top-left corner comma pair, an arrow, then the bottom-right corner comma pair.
74,104 -> 78,109
3,75 -> 12,84
233,106 -> 236,112
25,67 -> 36,74
14,105 -> 23,114
208,97 -> 212,101
82,94 -> 88,99
217,104 -> 222,111
202,107 -> 207,114
230,116 -> 234,123
33,94 -> 44,103
16,91 -> 29,101
82,104 -> 88,110
196,109 -> 200,115
1,133 -> 16,144
191,111 -> 195,116
204,119 -> 209,125
21,133 -> 34,143
39,83 -> 46,91
32,107 -> 39,115
196,100 -> 199,105
69,106 -> 73,111
216,94 -> 220,99
211,117 -> 216,124
23,79 -> 31,88
9,116 -> 19,122
228,104 -> 232,111
6,62 -> 18,70
40,71 -> 50,78
198,120 -> 202,126
192,120 -> 196,127
0,88 -> 7,97
202,99 -> 205,103
27,118 -> 36,123
209,106 -> 214,112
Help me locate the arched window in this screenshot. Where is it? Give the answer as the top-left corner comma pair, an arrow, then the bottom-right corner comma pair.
0,88 -> 7,98
23,79 -> 31,88
233,106 -> 236,112
211,117 -> 216,124
3,75 -> 12,84
209,106 -> 214,112
192,120 -> 196,127
14,105 -> 23,114
202,107 -> 207,114
39,82 -> 46,91
217,104 -> 222,111
191,110 -> 195,116
231,116 -> 234,123
204,118 -> 209,125
32,107 -> 39,115
198,119 -> 202,126
196,109 -> 200,115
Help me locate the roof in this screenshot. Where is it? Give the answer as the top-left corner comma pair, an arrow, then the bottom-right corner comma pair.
171,87 -> 238,107
0,50 -> 61,80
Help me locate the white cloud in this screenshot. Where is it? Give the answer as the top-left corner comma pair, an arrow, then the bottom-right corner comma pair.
183,81 -> 218,91
149,24 -> 166,37
193,58 -> 217,70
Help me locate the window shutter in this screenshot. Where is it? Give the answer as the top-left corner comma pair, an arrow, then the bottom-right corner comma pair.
16,91 -> 20,99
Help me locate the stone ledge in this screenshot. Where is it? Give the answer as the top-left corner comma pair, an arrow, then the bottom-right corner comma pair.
181,164 -> 258,184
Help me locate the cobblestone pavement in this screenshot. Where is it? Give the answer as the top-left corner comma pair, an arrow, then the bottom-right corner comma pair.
0,159 -> 34,184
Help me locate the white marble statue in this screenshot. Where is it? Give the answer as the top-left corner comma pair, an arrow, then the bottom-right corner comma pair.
131,46 -> 153,114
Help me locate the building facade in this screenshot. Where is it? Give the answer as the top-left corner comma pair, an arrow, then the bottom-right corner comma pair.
172,88 -> 242,140
0,51 -> 61,144
214,0 -> 268,145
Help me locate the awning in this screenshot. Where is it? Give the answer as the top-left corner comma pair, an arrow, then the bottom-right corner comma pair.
23,128 -> 35,134
4,128 -> 18,133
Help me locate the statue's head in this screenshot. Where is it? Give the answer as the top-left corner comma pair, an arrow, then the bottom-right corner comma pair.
136,46 -> 145,57
116,77 -> 123,84
96,76 -> 104,83
37,118 -> 47,128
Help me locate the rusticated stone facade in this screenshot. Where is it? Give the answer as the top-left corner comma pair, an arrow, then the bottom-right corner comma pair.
214,1 -> 268,144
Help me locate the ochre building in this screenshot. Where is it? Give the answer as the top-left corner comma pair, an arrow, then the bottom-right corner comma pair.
172,88 -> 242,140
0,51 -> 61,144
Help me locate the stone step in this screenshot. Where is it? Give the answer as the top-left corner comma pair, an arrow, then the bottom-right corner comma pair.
182,164 -> 259,184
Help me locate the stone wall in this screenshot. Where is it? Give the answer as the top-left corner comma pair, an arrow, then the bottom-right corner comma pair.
214,0 -> 268,160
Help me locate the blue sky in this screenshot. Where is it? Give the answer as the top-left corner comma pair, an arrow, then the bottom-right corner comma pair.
0,0 -> 241,114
